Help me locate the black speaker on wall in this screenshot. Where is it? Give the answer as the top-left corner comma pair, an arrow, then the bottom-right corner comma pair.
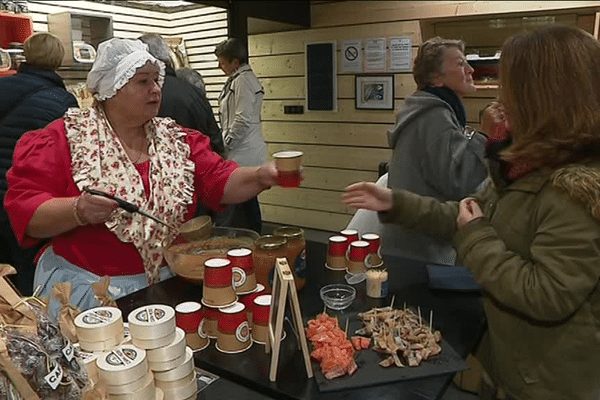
306,42 -> 337,111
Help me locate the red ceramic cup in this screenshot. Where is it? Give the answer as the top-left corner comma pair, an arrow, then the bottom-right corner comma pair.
175,301 -> 203,333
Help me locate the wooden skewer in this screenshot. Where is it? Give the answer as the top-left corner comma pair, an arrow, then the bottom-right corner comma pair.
403,301 -> 406,311
344,318 -> 349,336
323,304 -> 327,315
418,306 -> 422,328
429,310 -> 433,332
390,294 -> 395,309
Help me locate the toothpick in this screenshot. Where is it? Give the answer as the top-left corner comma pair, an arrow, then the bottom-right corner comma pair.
390,294 -> 395,309
323,304 -> 326,315
418,306 -> 422,328
429,310 -> 433,332
344,318 -> 349,337
403,301 -> 406,311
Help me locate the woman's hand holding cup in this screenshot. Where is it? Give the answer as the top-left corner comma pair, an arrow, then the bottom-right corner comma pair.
273,150 -> 304,188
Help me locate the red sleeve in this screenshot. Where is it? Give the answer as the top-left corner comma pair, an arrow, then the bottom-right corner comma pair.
5,119 -> 74,247
183,128 -> 238,211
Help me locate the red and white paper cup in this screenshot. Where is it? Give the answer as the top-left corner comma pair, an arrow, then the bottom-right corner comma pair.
340,229 -> 359,244
239,283 -> 265,328
202,258 -> 237,308
362,233 -> 383,267
326,235 -> 348,270
175,302 -> 202,333
227,248 -> 257,294
216,302 -> 251,354
252,294 -> 271,344
346,240 -> 370,274
202,306 -> 221,339
175,301 -> 209,351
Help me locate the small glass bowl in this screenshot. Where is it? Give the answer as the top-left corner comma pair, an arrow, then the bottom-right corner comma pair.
320,284 -> 356,310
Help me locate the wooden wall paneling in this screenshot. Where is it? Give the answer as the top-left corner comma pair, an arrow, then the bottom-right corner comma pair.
310,1 -> 600,28
464,97 -> 497,124
260,205 -> 352,232
262,121 -> 391,148
27,0 -> 227,120
262,99 -> 398,124
249,20 -> 422,56
433,14 -> 578,51
27,1 -> 170,26
266,143 -> 391,172
299,167 -> 379,191
576,13 -> 596,34
259,187 -> 351,214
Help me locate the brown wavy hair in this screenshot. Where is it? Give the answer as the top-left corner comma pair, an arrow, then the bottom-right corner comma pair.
499,25 -> 600,168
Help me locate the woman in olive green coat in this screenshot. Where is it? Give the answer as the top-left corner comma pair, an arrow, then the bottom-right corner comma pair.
343,26 -> 600,400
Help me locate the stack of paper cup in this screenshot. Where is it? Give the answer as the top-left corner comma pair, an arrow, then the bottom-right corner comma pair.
96,344 -> 157,400
128,305 -> 177,350
153,347 -> 198,400
75,306 -> 124,352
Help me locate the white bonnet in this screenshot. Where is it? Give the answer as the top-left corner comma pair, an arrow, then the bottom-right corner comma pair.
87,38 -> 165,101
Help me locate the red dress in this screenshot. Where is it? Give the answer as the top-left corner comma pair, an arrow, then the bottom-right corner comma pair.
4,119 -> 238,277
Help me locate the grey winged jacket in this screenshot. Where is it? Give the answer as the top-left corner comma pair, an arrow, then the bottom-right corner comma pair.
383,90 -> 487,263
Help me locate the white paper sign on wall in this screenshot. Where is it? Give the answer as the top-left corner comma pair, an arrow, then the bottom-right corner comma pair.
342,39 -> 362,73
389,37 -> 412,71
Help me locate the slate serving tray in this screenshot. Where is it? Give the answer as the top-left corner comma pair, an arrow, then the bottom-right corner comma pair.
310,312 -> 468,393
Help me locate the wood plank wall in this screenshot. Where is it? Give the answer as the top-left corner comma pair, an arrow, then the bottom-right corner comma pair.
25,0 -> 227,110
252,0 -> 600,233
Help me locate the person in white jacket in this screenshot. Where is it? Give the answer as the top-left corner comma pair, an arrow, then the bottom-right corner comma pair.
214,38 -> 268,233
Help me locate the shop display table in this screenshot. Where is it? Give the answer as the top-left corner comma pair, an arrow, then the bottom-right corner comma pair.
117,240 -> 485,400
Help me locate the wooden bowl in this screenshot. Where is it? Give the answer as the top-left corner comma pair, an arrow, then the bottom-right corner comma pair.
164,227 -> 259,285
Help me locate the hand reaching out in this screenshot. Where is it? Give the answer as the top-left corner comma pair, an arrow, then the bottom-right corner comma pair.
457,197 -> 483,229
342,181 -> 393,212
480,101 -> 511,140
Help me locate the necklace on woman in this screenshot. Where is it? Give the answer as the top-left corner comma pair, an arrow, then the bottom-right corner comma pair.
131,149 -> 144,164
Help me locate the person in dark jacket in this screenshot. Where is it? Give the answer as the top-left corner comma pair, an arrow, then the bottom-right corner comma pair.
138,33 -> 225,158
0,32 -> 78,295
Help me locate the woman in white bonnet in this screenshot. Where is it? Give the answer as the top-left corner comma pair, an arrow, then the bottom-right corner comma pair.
4,38 -> 279,316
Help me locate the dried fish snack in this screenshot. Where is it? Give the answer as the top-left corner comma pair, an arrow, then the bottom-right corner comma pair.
356,306 -> 442,368
4,328 -> 82,400
35,305 -> 90,390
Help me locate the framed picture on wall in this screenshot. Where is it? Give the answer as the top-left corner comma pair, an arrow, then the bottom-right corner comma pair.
355,75 -> 394,110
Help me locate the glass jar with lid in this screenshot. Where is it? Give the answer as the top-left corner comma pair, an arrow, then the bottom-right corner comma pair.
253,235 -> 287,291
273,226 -> 306,291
